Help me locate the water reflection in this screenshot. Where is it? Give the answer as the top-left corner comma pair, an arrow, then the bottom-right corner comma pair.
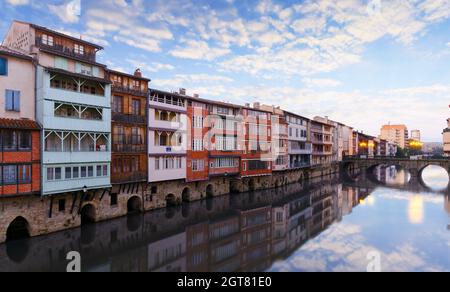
421,165 -> 450,191
0,170 -> 449,272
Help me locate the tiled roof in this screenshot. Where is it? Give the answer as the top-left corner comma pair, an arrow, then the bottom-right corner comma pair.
0,118 -> 41,130
0,46 -> 33,61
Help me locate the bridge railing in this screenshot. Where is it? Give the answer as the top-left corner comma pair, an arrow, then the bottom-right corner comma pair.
343,155 -> 449,162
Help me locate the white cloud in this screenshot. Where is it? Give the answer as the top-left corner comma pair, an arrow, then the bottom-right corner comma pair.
126,58 -> 175,73
48,0 -> 81,24
169,40 -> 231,61
6,0 -> 29,5
303,78 -> 341,88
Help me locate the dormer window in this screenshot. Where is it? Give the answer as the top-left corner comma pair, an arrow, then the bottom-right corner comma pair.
74,44 -> 84,55
42,34 -> 54,46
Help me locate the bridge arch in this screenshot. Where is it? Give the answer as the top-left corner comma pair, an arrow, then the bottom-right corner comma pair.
418,164 -> 450,191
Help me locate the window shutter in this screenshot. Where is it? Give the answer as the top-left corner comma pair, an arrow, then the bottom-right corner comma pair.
13,91 -> 20,111
5,90 -> 13,111
0,58 -> 7,75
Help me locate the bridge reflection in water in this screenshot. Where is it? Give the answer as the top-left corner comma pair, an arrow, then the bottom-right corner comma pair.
0,171 -> 448,272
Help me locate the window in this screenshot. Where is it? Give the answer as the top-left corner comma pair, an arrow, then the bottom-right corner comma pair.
131,99 -> 141,116
113,96 -> 123,113
18,131 -> 31,151
18,165 -> 31,184
88,166 -> 94,177
97,165 -> 108,177
3,165 -> 17,185
192,160 -> 204,172
47,168 -> 54,181
2,130 -> 17,151
41,34 -> 54,46
73,167 -> 79,178
55,168 -> 62,180
193,139 -> 203,151
111,193 -> 118,206
80,64 -> 92,76
193,116 -> 203,128
74,44 -> 84,55
65,167 -> 72,179
59,199 -> 66,212
5,90 -> 20,112
47,167 -> 62,181
0,57 -> 7,76
81,166 -> 87,178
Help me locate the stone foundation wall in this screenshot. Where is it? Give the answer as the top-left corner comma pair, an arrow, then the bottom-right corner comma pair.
0,164 -> 340,243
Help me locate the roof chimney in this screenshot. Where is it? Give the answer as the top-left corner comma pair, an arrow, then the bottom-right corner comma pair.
134,68 -> 142,78
253,102 -> 260,109
179,88 -> 186,95
193,93 -> 199,98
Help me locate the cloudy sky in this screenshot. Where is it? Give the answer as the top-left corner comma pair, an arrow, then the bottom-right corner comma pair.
1,0 -> 450,141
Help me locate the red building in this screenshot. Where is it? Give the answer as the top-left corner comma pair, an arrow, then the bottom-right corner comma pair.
0,119 -> 41,196
241,106 -> 272,178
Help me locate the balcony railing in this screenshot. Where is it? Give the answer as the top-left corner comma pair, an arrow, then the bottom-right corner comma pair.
112,144 -> 146,153
111,171 -> 147,184
290,162 -> 311,169
112,84 -> 148,97
112,113 -> 146,125
36,37 -> 96,63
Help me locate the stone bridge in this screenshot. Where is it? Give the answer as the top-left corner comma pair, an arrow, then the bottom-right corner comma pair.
342,156 -> 450,193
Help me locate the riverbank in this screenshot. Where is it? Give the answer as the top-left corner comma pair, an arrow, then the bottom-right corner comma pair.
0,163 -> 340,243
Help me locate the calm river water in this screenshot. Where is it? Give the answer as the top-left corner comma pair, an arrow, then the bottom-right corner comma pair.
0,166 -> 449,272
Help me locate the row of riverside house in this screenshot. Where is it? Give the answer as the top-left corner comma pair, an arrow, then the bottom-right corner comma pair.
0,21 -> 396,205
0,21 -> 397,198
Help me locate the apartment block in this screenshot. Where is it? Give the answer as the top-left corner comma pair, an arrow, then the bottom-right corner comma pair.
148,89 -> 188,183
380,124 -> 409,149
310,119 -> 334,165
0,46 -> 41,196
315,116 -> 353,162
108,69 -> 149,185
4,21 -> 112,195
284,111 -> 311,169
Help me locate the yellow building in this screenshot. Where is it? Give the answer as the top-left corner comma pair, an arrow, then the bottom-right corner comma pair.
380,124 -> 409,149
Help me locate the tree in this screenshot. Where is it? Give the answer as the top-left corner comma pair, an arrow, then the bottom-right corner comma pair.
396,147 -> 409,158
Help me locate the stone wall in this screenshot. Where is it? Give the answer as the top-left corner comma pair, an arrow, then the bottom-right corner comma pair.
0,164 -> 340,243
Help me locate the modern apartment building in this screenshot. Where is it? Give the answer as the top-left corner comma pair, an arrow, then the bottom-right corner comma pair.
3,21 -> 112,195
0,46 -> 41,196
241,104 -> 272,178
443,119 -> 450,157
148,89 -> 188,183
310,119 -> 334,165
380,124 -> 409,149
108,69 -> 149,185
284,111 -> 311,169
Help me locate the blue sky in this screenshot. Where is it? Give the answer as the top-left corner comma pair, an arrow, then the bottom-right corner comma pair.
1,0 -> 450,141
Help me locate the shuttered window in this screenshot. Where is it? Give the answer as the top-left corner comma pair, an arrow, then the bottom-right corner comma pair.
0,57 -> 7,76
5,90 -> 20,112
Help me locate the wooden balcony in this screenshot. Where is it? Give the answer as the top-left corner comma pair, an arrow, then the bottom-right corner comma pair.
112,144 -> 146,153
36,37 -> 96,63
112,84 -> 148,97
112,113 -> 146,125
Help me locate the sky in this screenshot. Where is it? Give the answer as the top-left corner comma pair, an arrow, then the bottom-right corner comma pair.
1,0 -> 450,142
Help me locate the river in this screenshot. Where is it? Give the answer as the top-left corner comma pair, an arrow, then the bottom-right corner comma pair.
0,166 -> 449,272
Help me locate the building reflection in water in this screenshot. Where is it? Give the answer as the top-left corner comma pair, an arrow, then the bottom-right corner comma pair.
0,170 -> 448,272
